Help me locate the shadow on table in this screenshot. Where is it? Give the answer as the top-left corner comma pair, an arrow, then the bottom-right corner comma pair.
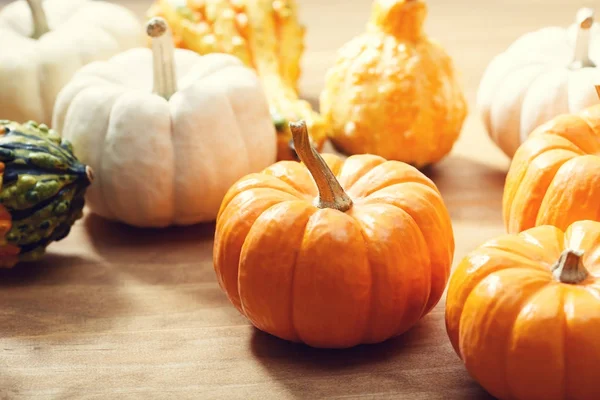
84,213 -> 216,259
82,213 -> 224,314
0,251 -> 130,339
423,155 -> 508,225
83,214 -> 216,281
424,154 -> 508,188
0,214 -> 223,339
0,253 -> 92,286
250,314 -> 495,399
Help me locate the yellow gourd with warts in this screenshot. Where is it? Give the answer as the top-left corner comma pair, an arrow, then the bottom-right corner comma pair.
320,0 -> 467,168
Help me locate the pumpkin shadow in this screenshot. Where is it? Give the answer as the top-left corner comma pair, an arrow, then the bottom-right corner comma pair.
250,313 -> 495,399
83,213 -> 218,298
84,213 -> 215,263
0,253 -> 91,286
423,156 -> 507,225
84,213 -> 216,256
0,251 -> 129,340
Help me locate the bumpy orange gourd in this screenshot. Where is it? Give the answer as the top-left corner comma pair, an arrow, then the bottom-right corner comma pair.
320,0 -> 467,168
147,0 -> 326,160
503,86 -> 600,234
213,120 -> 454,348
446,220 -> 600,400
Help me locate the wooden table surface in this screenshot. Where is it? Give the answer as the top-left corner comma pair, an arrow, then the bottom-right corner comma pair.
1,0 -> 595,398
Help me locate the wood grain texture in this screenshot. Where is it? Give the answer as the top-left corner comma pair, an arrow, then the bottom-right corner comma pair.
0,0 -> 595,398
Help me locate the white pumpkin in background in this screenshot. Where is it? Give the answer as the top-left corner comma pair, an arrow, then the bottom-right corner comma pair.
477,7 -> 600,158
52,17 -> 277,228
0,0 -> 144,124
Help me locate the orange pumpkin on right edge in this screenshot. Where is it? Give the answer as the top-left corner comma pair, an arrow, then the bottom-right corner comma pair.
445,220 -> 600,400
503,86 -> 600,234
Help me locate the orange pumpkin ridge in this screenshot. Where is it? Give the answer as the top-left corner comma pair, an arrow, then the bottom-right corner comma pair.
503,85 -> 600,233
214,120 -> 454,348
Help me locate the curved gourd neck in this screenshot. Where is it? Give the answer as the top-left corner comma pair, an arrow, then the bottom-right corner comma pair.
369,0 -> 426,41
26,0 -> 50,39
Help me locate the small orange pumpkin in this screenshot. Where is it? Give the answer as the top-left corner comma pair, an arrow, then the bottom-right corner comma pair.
503,85 -> 600,233
213,120 -> 454,348
446,220 -> 600,400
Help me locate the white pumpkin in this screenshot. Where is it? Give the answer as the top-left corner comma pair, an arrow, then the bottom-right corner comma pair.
52,17 -> 277,228
0,0 -> 144,124
477,7 -> 600,158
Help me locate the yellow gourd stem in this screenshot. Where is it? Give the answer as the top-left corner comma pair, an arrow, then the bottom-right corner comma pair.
147,17 -> 178,100
290,121 -> 353,212
571,8 -> 596,69
369,0 -> 425,41
552,249 -> 590,284
26,0 -> 49,39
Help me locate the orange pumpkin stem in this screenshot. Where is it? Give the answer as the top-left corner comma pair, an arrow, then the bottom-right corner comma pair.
595,85 -> 600,100
552,249 -> 590,284
289,121 -> 353,212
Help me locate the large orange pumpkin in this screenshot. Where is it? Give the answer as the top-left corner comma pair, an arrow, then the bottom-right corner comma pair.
446,220 -> 600,400
213,120 -> 454,348
503,86 -> 600,233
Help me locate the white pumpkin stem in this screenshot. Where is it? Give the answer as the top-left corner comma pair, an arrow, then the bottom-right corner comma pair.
147,17 -> 178,100
26,0 -> 50,39
289,121 -> 353,212
571,8 -> 596,69
595,85 -> 600,99
552,249 -> 590,284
